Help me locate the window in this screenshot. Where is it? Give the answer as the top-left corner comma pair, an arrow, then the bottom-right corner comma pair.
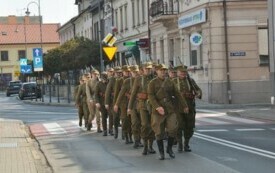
258,28 -> 269,66
137,0 -> 140,26
1,51 -> 8,61
131,0 -> 135,28
160,39 -> 164,63
141,0 -> 145,23
115,9 -> 118,29
18,50 -> 26,61
190,50 -> 198,66
120,7 -> 123,32
124,5 -> 128,30
94,22 -> 99,41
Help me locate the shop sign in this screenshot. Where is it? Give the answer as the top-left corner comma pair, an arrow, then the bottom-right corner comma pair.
178,8 -> 206,29
190,33 -> 203,46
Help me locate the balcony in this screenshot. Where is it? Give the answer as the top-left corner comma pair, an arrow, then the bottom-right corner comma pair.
149,0 -> 179,22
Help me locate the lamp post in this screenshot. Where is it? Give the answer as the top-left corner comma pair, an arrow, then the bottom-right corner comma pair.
25,0 -> 44,102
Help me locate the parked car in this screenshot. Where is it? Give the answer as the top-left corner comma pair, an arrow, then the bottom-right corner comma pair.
19,82 -> 42,100
6,80 -> 22,97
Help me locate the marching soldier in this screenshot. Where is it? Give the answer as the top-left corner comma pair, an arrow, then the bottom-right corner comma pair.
104,67 -> 115,135
168,66 -> 177,79
86,70 -> 101,131
113,65 -> 131,142
128,62 -> 156,155
173,65 -> 202,152
75,74 -> 90,128
148,64 -> 189,160
95,72 -> 109,136
74,76 -> 85,127
106,67 -> 123,139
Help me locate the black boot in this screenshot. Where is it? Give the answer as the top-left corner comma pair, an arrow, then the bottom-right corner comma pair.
87,123 -> 92,131
157,140 -> 165,160
184,139 -> 192,152
109,129 -> 114,136
148,139 -> 156,154
125,133 -> 130,144
142,139 -> 148,155
166,137 -> 175,158
114,127 -> 118,139
138,139 -> 144,147
103,130 -> 107,136
133,140 -> 139,149
79,119 -> 82,127
97,127 -> 103,133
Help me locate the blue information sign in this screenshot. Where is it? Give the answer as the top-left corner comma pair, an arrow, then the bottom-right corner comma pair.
20,65 -> 32,74
33,48 -> 43,71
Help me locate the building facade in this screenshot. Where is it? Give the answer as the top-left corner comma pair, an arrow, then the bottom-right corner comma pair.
0,15 -> 60,85
149,0 -> 269,104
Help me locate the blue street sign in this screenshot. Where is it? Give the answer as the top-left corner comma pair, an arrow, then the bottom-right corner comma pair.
20,65 -> 32,74
32,48 -> 43,72
20,58 -> 27,66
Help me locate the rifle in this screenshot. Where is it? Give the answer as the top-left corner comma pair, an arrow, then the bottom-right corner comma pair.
177,57 -> 201,99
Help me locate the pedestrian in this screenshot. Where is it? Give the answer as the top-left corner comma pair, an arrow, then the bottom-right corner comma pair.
173,65 -> 202,152
148,64 -> 189,160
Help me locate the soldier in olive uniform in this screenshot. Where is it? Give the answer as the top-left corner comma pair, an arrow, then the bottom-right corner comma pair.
168,66 -> 177,79
128,62 -> 156,155
76,74 -> 90,129
74,76 -> 85,127
104,67 -> 115,135
86,70 -> 101,131
95,72 -> 109,136
148,64 -> 189,160
114,65 -> 131,142
106,67 -> 123,138
173,65 -> 202,152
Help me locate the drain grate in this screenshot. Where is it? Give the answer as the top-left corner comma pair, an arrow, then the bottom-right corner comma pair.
0,143 -> 18,148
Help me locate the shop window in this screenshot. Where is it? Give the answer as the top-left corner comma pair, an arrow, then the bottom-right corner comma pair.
1,51 -> 9,61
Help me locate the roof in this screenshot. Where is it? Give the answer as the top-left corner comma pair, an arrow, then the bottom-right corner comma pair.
0,23 -> 60,45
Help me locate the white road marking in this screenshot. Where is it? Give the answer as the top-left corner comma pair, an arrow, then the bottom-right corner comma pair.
194,132 -> 275,159
43,123 -> 66,135
270,128 -> 275,130
197,117 -> 230,125
235,128 -> 265,131
197,129 -> 228,132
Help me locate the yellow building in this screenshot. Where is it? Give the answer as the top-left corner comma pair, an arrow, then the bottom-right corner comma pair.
0,15 -> 60,86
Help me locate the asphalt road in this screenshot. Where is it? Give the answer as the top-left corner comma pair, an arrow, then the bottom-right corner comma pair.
1,94 -> 275,173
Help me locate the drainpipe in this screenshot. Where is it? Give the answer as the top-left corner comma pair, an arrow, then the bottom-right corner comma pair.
223,0 -> 232,104
147,0 -> 152,61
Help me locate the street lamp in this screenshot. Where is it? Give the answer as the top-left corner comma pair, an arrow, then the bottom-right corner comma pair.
25,0 -> 44,102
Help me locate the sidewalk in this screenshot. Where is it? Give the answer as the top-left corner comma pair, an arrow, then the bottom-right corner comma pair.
0,119 -> 52,173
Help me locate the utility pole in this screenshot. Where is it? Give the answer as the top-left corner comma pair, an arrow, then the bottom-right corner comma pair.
98,0 -> 104,72
268,0 -> 275,105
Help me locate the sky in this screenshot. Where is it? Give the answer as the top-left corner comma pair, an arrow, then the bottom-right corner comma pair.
0,0 -> 78,25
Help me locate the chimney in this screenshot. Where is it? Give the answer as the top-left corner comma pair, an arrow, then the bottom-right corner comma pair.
8,15 -> 17,24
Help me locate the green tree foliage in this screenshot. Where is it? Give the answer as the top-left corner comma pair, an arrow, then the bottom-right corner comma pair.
44,37 -> 100,76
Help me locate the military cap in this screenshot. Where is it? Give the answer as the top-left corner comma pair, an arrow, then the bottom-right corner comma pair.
152,62 -> 158,67
130,65 -> 139,72
114,66 -> 122,72
176,65 -> 188,72
121,65 -> 131,72
91,69 -> 99,74
155,64 -> 168,70
107,67 -> 114,72
143,62 -> 153,69
168,66 -> 177,72
101,71 -> 108,80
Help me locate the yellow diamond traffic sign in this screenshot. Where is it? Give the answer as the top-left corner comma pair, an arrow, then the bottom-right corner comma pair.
103,47 -> 117,60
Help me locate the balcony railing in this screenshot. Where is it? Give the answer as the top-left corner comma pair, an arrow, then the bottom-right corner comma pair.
150,0 -> 179,17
